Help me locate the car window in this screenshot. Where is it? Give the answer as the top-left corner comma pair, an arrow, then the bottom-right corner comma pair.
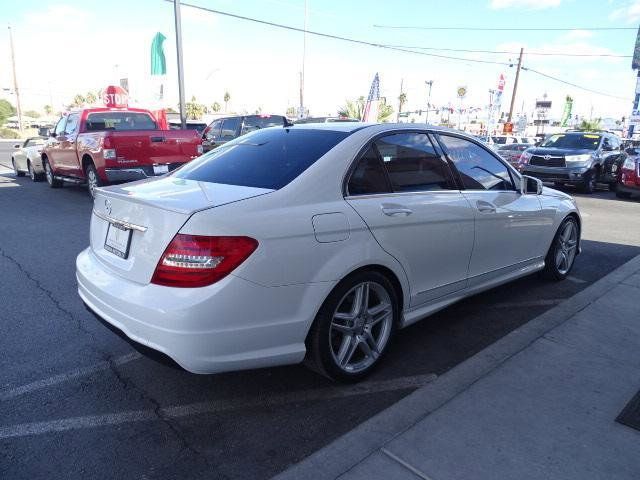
54,117 -> 66,136
85,112 -> 157,131
220,118 -> 241,140
347,146 -> 391,195
206,120 -> 223,140
609,136 -> 621,150
374,133 -> 453,192
540,133 -> 601,150
174,128 -> 350,190
439,135 -> 515,191
241,115 -> 285,135
25,138 -> 44,148
64,114 -> 80,135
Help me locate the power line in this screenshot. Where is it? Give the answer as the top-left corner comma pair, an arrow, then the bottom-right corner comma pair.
522,67 -> 632,101
373,25 -> 637,31
163,0 -> 510,66
384,44 -> 631,58
166,1 -> 632,101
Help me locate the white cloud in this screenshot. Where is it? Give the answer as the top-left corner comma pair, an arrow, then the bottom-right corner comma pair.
609,0 -> 640,23
562,29 -> 594,41
490,0 -> 561,9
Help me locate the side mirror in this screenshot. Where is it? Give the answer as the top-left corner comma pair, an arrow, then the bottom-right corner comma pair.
521,175 -> 543,195
49,130 -> 57,138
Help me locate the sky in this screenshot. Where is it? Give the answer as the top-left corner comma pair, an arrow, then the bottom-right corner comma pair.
1,0 -> 639,122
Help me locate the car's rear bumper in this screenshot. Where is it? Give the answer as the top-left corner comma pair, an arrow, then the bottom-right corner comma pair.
76,247 -> 330,374
522,165 -> 590,184
104,163 -> 185,183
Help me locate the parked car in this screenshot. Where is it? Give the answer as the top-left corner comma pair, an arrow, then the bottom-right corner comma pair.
11,137 -> 46,182
42,108 -> 203,197
616,152 -> 640,199
496,143 -> 530,171
520,131 -> 625,193
202,114 -> 289,152
77,123 -> 580,382
294,116 -> 360,124
168,119 -> 208,135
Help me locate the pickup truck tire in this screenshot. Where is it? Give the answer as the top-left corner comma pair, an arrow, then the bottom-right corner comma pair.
12,158 -> 25,177
616,190 -> 632,199
580,172 -> 596,194
85,163 -> 103,199
43,158 -> 63,188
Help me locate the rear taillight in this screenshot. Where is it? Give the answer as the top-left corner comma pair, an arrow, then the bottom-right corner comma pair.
151,235 -> 258,288
103,149 -> 117,160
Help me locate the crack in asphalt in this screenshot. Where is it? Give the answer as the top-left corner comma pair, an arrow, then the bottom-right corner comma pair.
0,246 -> 203,458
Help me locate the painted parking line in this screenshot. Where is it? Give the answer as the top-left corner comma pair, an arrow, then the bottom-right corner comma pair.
0,352 -> 142,402
0,373 -> 437,440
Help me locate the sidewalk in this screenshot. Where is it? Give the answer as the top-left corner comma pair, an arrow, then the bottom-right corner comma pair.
275,255 -> 640,480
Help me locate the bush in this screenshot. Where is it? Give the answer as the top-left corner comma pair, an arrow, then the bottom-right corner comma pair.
0,128 -> 20,139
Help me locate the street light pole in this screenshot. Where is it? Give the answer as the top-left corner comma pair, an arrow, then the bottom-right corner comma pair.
425,80 -> 433,124
299,0 -> 308,119
507,47 -> 523,124
173,0 -> 187,129
8,25 -> 23,136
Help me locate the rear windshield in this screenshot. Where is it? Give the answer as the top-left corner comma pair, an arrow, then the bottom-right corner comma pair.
541,134 -> 601,150
85,112 -> 157,131
173,128 -> 350,189
240,115 -> 286,135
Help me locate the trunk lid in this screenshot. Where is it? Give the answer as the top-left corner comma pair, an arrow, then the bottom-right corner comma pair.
90,177 -> 273,284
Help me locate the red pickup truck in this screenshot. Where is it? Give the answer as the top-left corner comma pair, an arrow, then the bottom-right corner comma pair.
42,107 -> 203,197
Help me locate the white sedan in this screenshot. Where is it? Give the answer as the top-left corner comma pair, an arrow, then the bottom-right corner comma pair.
11,137 -> 46,181
77,123 -> 580,381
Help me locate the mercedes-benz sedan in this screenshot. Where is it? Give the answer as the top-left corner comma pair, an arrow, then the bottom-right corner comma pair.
77,123 -> 581,382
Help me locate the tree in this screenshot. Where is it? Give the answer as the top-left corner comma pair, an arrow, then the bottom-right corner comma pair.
577,118 -> 603,132
337,96 -> 394,122
223,91 -> 231,112
70,94 -> 86,108
24,110 -> 41,119
398,92 -> 407,116
44,105 -> 53,116
286,106 -> 296,117
211,102 -> 221,113
0,99 -> 16,127
185,96 -> 206,120
166,107 -> 177,113
85,91 -> 98,105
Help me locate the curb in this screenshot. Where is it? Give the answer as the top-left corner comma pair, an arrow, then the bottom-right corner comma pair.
273,253 -> 640,480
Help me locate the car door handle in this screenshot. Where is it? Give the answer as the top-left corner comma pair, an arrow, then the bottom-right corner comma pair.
476,200 -> 496,213
381,204 -> 413,216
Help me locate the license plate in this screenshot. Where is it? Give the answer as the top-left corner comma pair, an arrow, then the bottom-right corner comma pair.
153,164 -> 169,175
104,223 -> 132,259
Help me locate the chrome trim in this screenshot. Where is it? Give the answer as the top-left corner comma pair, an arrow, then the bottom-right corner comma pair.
92,209 -> 148,232
345,190 -> 464,200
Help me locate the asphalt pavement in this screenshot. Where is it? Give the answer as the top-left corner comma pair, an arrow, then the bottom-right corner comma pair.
1,141 -> 640,480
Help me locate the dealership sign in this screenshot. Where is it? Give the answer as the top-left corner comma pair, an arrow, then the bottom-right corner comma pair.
102,85 -> 129,108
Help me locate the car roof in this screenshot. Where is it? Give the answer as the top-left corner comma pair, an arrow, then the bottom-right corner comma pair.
287,122 -> 479,136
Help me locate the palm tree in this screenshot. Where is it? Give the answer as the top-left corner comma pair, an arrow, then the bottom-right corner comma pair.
223,91 -> 231,112
43,105 -> 52,116
211,102 -> 221,113
338,96 -> 394,122
577,118 -> 602,132
85,91 -> 98,105
398,92 -> 407,116
185,96 -> 206,120
70,94 -> 86,108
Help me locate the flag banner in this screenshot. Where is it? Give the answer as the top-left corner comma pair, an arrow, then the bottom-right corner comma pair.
151,32 -> 167,76
362,73 -> 380,122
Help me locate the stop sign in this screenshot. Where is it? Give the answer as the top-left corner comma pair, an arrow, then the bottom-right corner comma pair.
102,85 -> 129,108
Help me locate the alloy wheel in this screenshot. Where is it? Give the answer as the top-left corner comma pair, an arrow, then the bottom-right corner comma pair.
329,281 -> 393,374
87,169 -> 98,198
555,220 -> 578,275
28,162 -> 35,181
45,162 -> 53,184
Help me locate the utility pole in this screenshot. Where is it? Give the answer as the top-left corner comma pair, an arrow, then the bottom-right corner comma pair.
173,0 -> 186,129
299,0 -> 308,119
8,25 -> 23,135
425,80 -> 433,124
397,78 -> 404,122
507,47 -> 523,124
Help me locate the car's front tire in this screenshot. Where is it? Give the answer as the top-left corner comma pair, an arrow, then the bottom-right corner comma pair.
542,216 -> 579,281
305,270 -> 398,382
580,172 -> 596,194
28,160 -> 43,182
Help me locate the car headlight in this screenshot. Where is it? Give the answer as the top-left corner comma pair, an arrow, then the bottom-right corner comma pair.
565,154 -> 592,165
622,157 -> 636,170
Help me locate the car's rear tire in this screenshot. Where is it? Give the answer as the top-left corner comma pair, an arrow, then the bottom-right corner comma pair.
43,158 -> 62,188
305,270 -> 398,382
12,158 -> 25,177
542,216 -> 579,281
616,190 -> 632,199
28,160 -> 42,182
85,163 -> 103,199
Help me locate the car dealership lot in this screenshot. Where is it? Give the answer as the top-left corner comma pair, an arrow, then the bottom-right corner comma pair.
2,150 -> 640,479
